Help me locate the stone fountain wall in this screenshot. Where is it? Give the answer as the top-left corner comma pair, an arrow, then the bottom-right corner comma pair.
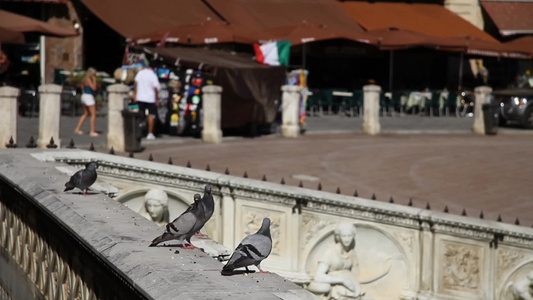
35,149 -> 533,300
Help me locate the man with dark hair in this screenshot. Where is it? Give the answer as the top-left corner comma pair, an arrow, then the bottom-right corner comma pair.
134,63 -> 160,140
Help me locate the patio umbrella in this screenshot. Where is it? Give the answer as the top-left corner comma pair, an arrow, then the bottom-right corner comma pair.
0,27 -> 25,44
129,20 -> 255,45
0,10 -> 77,37
244,21 -> 377,46
503,36 -> 533,58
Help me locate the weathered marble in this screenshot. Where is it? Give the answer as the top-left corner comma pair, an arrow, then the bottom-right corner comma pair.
0,86 -> 19,148
281,85 -> 301,138
37,84 -> 62,148
201,85 -> 223,144
107,84 -> 129,152
25,149 -> 533,300
363,84 -> 381,135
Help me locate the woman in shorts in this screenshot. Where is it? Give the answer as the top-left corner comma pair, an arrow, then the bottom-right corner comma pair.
74,67 -> 99,136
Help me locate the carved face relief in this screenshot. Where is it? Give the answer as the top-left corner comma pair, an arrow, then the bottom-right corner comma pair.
145,199 -> 165,221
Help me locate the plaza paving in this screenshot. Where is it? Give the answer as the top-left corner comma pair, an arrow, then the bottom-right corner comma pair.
15,111 -> 533,227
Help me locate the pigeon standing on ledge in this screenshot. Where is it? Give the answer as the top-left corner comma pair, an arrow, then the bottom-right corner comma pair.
222,218 -> 272,274
150,184 -> 214,248
64,162 -> 98,195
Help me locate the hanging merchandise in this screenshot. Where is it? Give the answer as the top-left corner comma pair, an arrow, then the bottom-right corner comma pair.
177,69 -> 205,136
287,69 -> 309,129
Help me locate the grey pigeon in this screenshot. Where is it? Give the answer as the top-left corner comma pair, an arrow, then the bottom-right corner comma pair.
64,162 -> 98,195
222,218 -> 272,274
201,184 -> 215,222
150,187 -> 213,248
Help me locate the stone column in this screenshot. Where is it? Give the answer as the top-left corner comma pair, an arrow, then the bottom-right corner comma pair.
281,85 -> 301,138
107,84 -> 129,152
363,84 -> 381,135
472,86 -> 492,135
418,221 -> 435,299
0,87 -> 20,148
38,84 -> 62,148
201,85 -> 223,144
220,186 -> 235,249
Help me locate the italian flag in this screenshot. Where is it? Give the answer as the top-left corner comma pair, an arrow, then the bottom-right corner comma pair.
254,40 -> 291,66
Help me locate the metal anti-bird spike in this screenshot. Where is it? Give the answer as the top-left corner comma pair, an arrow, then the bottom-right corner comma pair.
479,211 -> 484,219
515,218 -> 520,225
461,209 -> 467,216
46,137 -> 57,149
109,147 -> 115,155
206,164 -> 210,171
187,161 -> 191,168
168,157 -> 173,164
389,196 -> 394,203
67,138 -> 76,149
89,142 -> 95,151
224,167 -> 229,175
129,152 -> 134,158
336,187 -> 341,194
26,136 -> 37,148
280,177 -> 285,184
444,206 -> 449,213
148,153 -> 153,161
408,198 -> 413,206
262,174 -> 267,181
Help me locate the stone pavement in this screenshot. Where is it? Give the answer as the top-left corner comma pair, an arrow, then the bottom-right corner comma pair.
14,111 -> 533,226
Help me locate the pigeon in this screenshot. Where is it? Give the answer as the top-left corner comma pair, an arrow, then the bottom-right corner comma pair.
222,218 -> 272,274
201,184 -> 215,222
194,184 -> 214,237
64,162 -> 98,195
150,185 -> 213,248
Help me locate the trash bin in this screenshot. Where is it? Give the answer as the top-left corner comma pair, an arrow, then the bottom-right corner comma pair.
482,101 -> 498,135
122,109 -> 144,152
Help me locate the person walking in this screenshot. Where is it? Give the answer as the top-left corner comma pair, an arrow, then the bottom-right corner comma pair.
134,63 -> 160,140
74,67 -> 100,136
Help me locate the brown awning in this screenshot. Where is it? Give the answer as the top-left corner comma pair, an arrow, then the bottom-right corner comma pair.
241,20 -> 377,45
80,0 -> 223,38
0,9 -> 77,36
480,1 -> 533,36
366,27 -> 466,50
340,2 -> 497,42
0,27 -> 25,44
204,0 -> 365,32
504,36 -> 533,56
130,20 -> 255,45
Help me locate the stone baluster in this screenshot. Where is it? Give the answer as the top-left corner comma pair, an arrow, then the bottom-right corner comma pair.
107,84 -> 130,152
0,86 -> 20,148
281,85 -> 301,138
363,84 -> 381,135
472,86 -> 492,135
201,85 -> 223,144
37,84 -> 62,148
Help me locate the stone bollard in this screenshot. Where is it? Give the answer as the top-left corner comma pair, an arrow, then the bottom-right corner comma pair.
363,84 -> 381,135
0,86 -> 20,148
107,84 -> 130,151
472,86 -> 492,135
201,85 -> 223,144
281,85 -> 301,138
38,84 -> 62,148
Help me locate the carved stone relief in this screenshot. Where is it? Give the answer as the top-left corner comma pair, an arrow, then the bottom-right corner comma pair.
498,249 -> 526,282
305,223 -> 408,299
243,210 -> 282,255
441,243 -> 482,292
301,214 -> 336,251
499,263 -> 533,300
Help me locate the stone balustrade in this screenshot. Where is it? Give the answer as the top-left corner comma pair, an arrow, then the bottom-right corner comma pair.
15,148 -> 533,300
0,150 -> 315,300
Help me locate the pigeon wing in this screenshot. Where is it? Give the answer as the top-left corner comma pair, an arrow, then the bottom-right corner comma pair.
78,169 -> 97,190
64,170 -> 83,191
223,233 -> 272,271
167,211 -> 197,238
